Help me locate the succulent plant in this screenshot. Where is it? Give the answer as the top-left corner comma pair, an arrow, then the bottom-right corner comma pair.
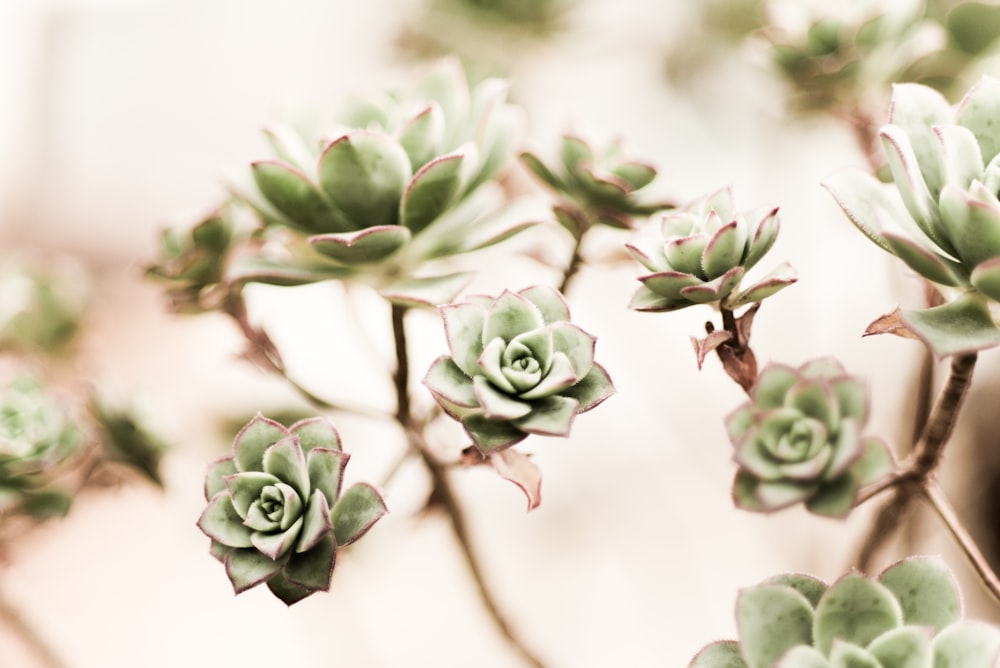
689,556 -> 1000,668
825,76 -> 1000,356
0,259 -> 88,355
197,414 -> 388,605
423,285 -> 614,452
626,187 -> 796,312
0,374 -> 85,520
520,133 -> 668,235
226,59 -> 534,307
727,358 -> 892,517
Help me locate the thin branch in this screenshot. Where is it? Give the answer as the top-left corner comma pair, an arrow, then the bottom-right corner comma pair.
390,305 -> 546,668
0,589 -> 67,668
923,480 -> 1000,605
558,230 -> 586,295
911,353 -> 977,476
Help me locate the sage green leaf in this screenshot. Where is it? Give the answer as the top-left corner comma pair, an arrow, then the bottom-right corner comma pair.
867,625 -> 933,668
266,570 -> 314,606
704,221 -> 746,280
628,284 -> 685,312
957,76 -> 1000,165
483,291 -> 545,344
829,376 -> 867,422
251,161 -> 350,234
520,151 -> 565,192
561,363 -> 615,411
755,479 -> 815,510
941,184 -> 1000,269
775,645 -> 829,668
515,395 -> 580,436
263,437 -> 310,498
737,584 -> 815,668
424,356 -> 478,408
822,169 -> 903,255
813,574 -> 903,655
262,122 -> 316,173
518,352 -> 577,400
519,285 -> 570,324
744,208 -> 781,270
878,556 -> 961,631
798,358 -> 845,380
786,380 -> 839,429
306,448 -> 349,508
971,257 -> 1000,302
378,271 -> 472,308
233,414 -> 290,472
689,641 -> 749,668
732,470 -> 767,512
209,540 -> 231,563
641,271 -> 704,300
309,226 -> 411,264
666,234 -> 711,276
828,641 -> 880,668
441,301 -> 488,377
332,482 -> 388,547
931,622 -> 1000,668
401,152 -> 466,233
753,365 -> 801,409
612,160 -> 657,191
937,125 -> 986,189
291,418 -> 342,454
473,376 -> 533,420
881,126 -> 947,250
295,490 -> 332,554
225,254 -> 354,287
317,131 -> 411,230
250,516 -> 303,560
227,471 -> 282,518
205,457 -> 237,499
804,475 -> 857,518
726,406 -> 755,444
901,292 -> 1000,357
763,574 -> 828,608
730,262 -> 798,307
560,134 -> 594,178
849,438 -> 894,488
680,267 -> 744,303
884,231 -> 965,287
477,340 -> 514,392
284,534 -> 336,592
225,547 -> 284,593
397,102 -> 445,168
548,322 -> 596,378
888,83 -> 952,197
463,414 -> 527,453
198,493 -> 254,548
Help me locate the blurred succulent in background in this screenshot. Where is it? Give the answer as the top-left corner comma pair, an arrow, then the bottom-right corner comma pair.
521,133 -> 669,237
825,76 -> 1000,356
226,59 -> 536,307
0,258 -> 88,356
0,373 -> 86,523
198,414 -> 388,605
689,556 -> 1000,668
90,397 -> 169,488
626,187 -> 796,312
423,285 -> 614,452
727,358 -> 892,517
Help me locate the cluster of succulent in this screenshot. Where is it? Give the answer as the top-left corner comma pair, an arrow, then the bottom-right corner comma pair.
761,0 -> 945,113
197,414 -> 387,605
690,556 -> 1000,667
0,373 -> 86,521
223,59 -> 533,307
825,76 -> 1000,356
626,187 -> 796,312
726,358 -> 892,516
423,285 -> 614,452
521,133 -> 667,236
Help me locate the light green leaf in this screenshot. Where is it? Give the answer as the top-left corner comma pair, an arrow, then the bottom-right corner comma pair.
379,272 -> 472,308
262,437 -> 310,499
513,395 -> 579,436
689,641 -> 748,668
473,375 -> 533,420
804,475 -> 857,518
957,76 -> 1000,165
251,161 -> 350,234
198,493 -> 254,548
310,226 -> 411,264
463,414 -> 527,453
225,547 -> 284,593
266,570 -> 314,606
205,457 -> 238,499
331,483 -> 388,547
850,438 -> 894,488
813,574 -> 902,655
250,516 -> 303,560
878,557 -> 962,631
762,575 -> 828,609
295,490 -> 332,554
233,414 -> 289,473
397,102 -> 444,168
483,291 -> 545,344
306,448 -> 348,509
737,584 -> 814,668
284,534 -> 336,592
901,292 -> 1000,357
424,356 -> 479,408
867,625 -> 932,668
441,301 -> 488,377
401,152 -> 466,233
291,418 -> 341,454
561,363 -> 615,412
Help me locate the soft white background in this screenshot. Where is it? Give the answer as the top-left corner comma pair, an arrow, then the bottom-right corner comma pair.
1,1 -> 997,666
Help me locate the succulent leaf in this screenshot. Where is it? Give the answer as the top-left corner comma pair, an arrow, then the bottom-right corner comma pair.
813,574 -> 903,655
332,483 -> 389,547
737,584 -> 815,668
878,557 -> 962,631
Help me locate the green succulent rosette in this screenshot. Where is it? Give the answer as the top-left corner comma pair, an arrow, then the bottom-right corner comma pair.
825,76 -> 1000,356
423,285 -> 615,453
626,187 -> 796,312
689,556 -> 1000,668
727,358 -> 892,517
197,414 -> 388,605
227,59 -> 534,307
0,375 -> 84,520
521,133 -> 667,234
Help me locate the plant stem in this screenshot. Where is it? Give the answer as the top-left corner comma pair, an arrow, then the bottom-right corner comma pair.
558,231 -> 585,295
390,305 -> 546,668
910,353 -> 977,476
0,589 -> 66,668
924,480 -> 1000,604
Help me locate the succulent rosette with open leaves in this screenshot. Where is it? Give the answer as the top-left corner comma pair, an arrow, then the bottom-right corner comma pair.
197,414 -> 388,605
626,187 -> 796,312
689,556 -> 1000,668
825,76 -> 1000,356
423,285 -> 614,452
727,358 -> 892,517
227,59 -> 534,307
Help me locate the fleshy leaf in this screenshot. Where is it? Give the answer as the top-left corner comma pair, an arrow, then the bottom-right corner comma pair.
774,645 -> 828,668
519,285 -> 570,324
463,414 -> 527,453
689,641 -> 749,668
296,490 -> 332,554
198,493 -> 254,548
331,483 -> 388,547
250,516 -> 303,560
931,622 -> 1000,668
692,330 -> 733,370
732,470 -> 768,513
867,626 -> 933,668
379,272 -> 472,308
514,395 -> 580,436
397,102 -> 444,168
828,641 -> 880,668
850,438 -> 894,487
519,151 -> 565,192
803,474 -> 856,518
306,448 -> 349,509
225,547 -> 284,594
205,458 -> 238,500
957,76 -> 1000,165
424,356 -> 478,408
729,262 -> 798,307
401,152 -> 466,233
251,161 -> 349,234
262,437 -> 310,499
441,301 -> 488,377
473,375 -> 533,420
284,534 -> 336,591
483,291 -> 545,344
901,292 -> 1000,357
971,257 -> 1000,302
762,574 -> 828,608
813,574 -> 903,655
310,226 -> 411,264
737,584 -> 814,668
560,363 -> 615,412
878,556 -> 962,631
266,570 -> 314,606
291,418 -> 341,454
489,449 -> 543,511
233,414 -> 289,473
225,254 -> 354,287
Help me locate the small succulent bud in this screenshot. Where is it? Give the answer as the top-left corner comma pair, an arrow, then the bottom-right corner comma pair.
423,285 -> 614,453
727,358 -> 892,517
825,76 -> 1000,356
626,187 -> 796,312
689,556 -> 999,668
197,414 -> 388,605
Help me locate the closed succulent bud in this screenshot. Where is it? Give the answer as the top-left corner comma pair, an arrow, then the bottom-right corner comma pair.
626,187 -> 796,312
689,556 -> 1000,668
727,358 -> 892,517
197,414 -> 388,605
825,77 -> 1000,355
423,285 -> 614,452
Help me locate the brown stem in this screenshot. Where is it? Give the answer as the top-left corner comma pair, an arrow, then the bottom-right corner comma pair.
714,305 -> 758,394
0,589 -> 66,668
558,231 -> 586,295
924,480 -> 1000,604
390,306 -> 546,668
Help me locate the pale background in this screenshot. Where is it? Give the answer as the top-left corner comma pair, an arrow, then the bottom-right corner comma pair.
0,1 -> 997,667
